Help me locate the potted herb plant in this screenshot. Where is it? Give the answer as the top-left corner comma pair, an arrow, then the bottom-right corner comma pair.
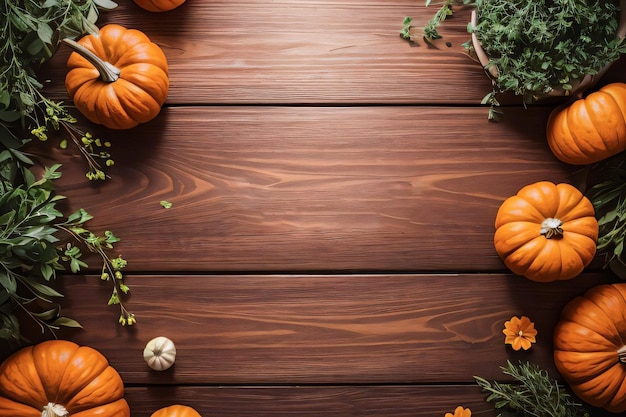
404,0 -> 626,119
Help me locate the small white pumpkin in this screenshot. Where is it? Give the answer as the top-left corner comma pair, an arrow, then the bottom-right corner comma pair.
143,336 -> 177,371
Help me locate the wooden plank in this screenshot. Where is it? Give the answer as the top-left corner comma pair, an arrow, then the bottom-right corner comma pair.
123,385 -> 499,417
40,1 -> 499,105
54,273 -> 611,385
40,1 -> 626,107
30,106 -> 582,273
39,0 -> 626,107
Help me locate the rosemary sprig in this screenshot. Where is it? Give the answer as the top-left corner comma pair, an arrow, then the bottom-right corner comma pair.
474,361 -> 590,417
586,153 -> 626,279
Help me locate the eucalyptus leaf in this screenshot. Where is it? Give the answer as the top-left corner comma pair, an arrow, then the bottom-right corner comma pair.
26,38 -> 45,56
32,308 -> 59,321
18,93 -> 34,107
40,263 -> 55,281
52,317 -> 82,328
0,289 -> 10,306
41,0 -> 61,7
0,313 -> 20,342
93,0 -> 118,10
37,23 -> 54,44
0,111 -> 23,123
8,149 -> 34,165
0,211 -> 16,226
0,92 -> 10,110
0,272 -> 17,294
598,208 -> 619,225
26,280 -> 63,298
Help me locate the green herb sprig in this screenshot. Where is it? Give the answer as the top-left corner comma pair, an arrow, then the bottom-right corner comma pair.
586,153 -> 626,279
0,146 -> 133,352
1,0 -> 118,180
406,0 -> 626,119
475,361 -> 590,417
473,0 -> 625,103
424,0 -> 474,40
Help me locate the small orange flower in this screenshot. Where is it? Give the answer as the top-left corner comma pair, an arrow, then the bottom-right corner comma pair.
445,406 -> 471,417
503,315 -> 537,351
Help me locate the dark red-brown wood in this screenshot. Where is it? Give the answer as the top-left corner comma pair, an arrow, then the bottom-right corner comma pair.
56,273 -> 612,385
42,1 -> 494,105
8,1 -> 625,416
33,106 -> 580,273
122,386 -> 498,417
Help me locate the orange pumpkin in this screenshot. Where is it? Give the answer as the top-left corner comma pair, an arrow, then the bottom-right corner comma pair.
546,82 -> 626,165
554,283 -> 626,413
0,340 -> 129,417
151,404 -> 202,417
494,181 -> 598,282
133,0 -> 186,12
64,24 -> 169,130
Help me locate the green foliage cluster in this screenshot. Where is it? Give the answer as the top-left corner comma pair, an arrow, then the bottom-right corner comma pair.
473,0 -> 625,102
421,0 -> 474,40
0,0 -> 134,353
586,153 -> 626,279
475,361 -> 590,417
405,0 -> 626,119
1,0 -> 118,179
0,146 -> 134,350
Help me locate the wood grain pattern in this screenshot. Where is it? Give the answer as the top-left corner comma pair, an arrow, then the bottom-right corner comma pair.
122,385 -> 499,417
39,1 -> 499,105
14,1 -> 626,416
55,273 -> 612,385
39,0 -> 626,106
29,106 -> 584,273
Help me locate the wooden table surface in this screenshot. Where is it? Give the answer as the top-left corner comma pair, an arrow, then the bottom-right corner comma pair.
27,1 -> 625,416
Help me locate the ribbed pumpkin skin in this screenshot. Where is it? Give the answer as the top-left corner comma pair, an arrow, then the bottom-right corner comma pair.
65,24 -> 169,130
151,404 -> 202,417
547,82 -> 626,165
133,0 -> 186,12
494,181 -> 598,282
554,283 -> 626,413
0,340 -> 130,417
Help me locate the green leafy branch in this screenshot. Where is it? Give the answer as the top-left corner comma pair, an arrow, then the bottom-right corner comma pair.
400,1 -> 475,41
424,0 -> 474,40
0,147 -> 133,350
400,16 -> 413,41
472,0 -> 626,104
586,153 -> 626,279
474,361 -> 589,417
1,0 -> 118,180
57,209 -> 134,325
401,0 -> 626,119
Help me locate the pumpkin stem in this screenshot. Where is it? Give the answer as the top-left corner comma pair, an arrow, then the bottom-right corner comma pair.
62,38 -> 120,83
41,402 -> 68,417
619,345 -> 626,363
540,218 -> 563,239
